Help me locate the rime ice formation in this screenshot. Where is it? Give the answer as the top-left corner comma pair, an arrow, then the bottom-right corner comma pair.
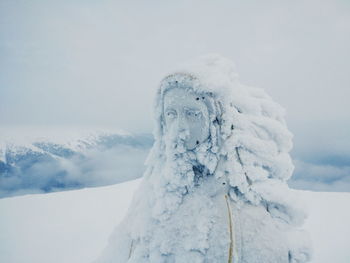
96,55 -> 312,263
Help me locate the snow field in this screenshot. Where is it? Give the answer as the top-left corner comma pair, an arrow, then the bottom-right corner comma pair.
0,179 -> 349,263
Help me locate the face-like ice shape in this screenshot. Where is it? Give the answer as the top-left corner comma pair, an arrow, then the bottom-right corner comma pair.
163,87 -> 210,150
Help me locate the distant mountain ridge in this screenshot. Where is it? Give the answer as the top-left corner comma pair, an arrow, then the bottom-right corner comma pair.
1,127 -> 349,198
0,128 -> 153,198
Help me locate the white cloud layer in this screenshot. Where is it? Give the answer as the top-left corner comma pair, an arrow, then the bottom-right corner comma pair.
1,0 -> 349,194
1,0 -> 349,133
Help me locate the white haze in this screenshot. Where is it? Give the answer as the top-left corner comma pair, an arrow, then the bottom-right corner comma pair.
1,0 -> 349,190
1,0 -> 349,132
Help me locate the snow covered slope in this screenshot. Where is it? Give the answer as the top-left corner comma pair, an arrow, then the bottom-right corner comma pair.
0,179 -> 349,263
0,180 -> 140,263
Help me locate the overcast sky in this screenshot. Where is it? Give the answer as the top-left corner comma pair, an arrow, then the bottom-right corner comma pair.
1,0 -> 350,162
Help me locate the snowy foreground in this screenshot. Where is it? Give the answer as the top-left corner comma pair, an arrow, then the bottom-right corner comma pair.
0,179 -> 349,263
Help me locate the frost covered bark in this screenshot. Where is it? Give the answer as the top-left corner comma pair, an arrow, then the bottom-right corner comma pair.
96,54 -> 312,263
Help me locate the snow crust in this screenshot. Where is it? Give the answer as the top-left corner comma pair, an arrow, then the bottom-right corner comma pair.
0,180 -> 349,263
97,55 -> 311,262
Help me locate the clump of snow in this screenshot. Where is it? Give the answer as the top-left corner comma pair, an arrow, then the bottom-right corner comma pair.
96,54 -> 312,262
